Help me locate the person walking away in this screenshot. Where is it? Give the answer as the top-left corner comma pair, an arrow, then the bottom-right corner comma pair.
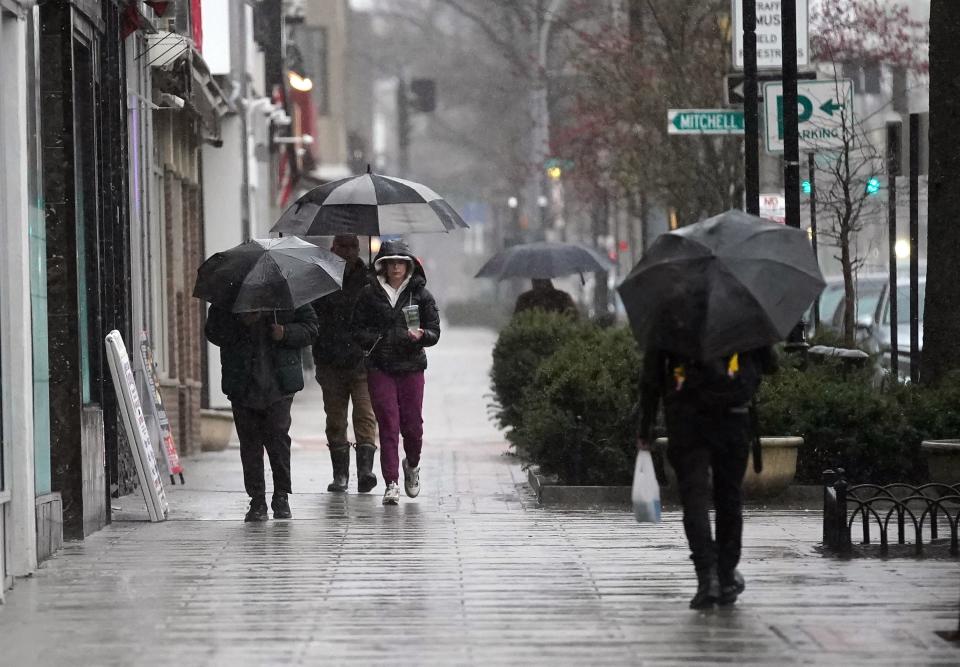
637,346 -> 777,609
205,305 -> 319,521
513,278 -> 578,318
312,234 -> 379,493
353,240 -> 440,505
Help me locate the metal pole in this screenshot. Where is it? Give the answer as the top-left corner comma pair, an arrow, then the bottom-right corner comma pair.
886,120 -> 902,378
397,76 -> 410,176
781,0 -> 800,229
743,0 -> 759,215
781,0 -> 805,348
808,153 -> 820,330
909,113 -> 920,383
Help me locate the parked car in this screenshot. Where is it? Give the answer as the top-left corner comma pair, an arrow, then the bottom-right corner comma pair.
857,277 -> 925,380
806,273 -> 887,339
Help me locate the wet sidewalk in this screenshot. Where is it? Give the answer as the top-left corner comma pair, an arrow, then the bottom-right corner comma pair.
2,327 -> 959,665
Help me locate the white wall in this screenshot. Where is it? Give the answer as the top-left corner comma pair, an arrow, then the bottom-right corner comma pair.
200,0 -> 232,75
201,116 -> 246,409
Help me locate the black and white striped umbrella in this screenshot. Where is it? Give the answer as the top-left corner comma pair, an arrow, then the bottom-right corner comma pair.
271,172 -> 469,236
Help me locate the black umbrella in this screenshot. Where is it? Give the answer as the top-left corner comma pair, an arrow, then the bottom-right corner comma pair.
193,237 -> 346,313
270,170 -> 469,236
474,241 -> 612,281
617,209 -> 825,360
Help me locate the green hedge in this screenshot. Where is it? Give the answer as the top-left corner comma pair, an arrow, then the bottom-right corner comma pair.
489,311 -> 592,432
492,311 -> 960,487
758,360 -> 960,485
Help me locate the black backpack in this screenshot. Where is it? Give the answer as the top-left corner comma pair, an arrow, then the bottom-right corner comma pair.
667,352 -> 764,410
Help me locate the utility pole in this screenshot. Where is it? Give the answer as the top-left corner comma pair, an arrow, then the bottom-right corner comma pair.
397,76 -> 410,176
886,120 -> 902,377
909,113 -> 920,383
742,0 -> 760,215
781,0 -> 806,349
808,153 -> 819,330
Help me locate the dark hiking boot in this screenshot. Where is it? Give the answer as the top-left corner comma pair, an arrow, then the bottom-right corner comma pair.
355,443 -> 378,493
690,566 -> 720,610
327,444 -> 351,493
271,492 -> 292,519
245,495 -> 269,522
718,569 -> 746,605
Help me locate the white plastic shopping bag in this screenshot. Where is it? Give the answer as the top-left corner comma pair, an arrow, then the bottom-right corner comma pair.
632,449 -> 661,523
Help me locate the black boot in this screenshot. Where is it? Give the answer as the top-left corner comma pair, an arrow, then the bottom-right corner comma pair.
245,495 -> 269,522
355,443 -> 378,493
690,565 -> 720,610
718,569 -> 745,605
327,444 -> 351,493
271,492 -> 292,519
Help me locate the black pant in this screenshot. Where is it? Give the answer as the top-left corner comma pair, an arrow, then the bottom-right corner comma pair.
232,398 -> 294,498
665,404 -> 750,575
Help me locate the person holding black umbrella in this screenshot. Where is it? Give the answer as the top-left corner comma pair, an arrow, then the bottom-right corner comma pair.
619,210 -> 823,609
637,344 -> 776,609
196,238 -> 337,522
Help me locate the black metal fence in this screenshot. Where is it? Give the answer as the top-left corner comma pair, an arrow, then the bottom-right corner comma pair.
822,468 -> 960,556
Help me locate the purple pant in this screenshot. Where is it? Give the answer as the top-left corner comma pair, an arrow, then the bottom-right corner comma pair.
367,369 -> 425,484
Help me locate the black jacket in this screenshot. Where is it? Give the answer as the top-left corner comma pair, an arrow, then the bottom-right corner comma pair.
352,241 -> 440,374
638,346 -> 778,440
312,257 -> 368,369
205,304 -> 319,401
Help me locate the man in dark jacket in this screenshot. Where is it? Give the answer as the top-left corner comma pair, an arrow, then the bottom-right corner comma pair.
638,346 -> 777,609
513,278 -> 578,318
312,235 -> 379,494
205,304 -> 319,521
353,240 -> 440,505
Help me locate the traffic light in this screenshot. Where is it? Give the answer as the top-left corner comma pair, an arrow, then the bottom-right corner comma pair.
546,165 -> 562,181
865,176 -> 881,195
801,179 -> 811,195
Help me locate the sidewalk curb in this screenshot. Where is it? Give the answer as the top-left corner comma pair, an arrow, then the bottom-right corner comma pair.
527,467 -> 822,510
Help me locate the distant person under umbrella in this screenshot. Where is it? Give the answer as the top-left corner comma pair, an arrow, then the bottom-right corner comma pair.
352,240 -> 440,505
513,278 -> 578,318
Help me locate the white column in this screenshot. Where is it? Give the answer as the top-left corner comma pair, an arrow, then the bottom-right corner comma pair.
0,9 -> 38,580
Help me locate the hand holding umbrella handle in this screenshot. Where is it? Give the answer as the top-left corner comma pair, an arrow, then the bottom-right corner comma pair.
270,323 -> 285,341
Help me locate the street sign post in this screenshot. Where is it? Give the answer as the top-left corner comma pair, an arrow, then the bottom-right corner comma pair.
763,79 -> 854,152
725,71 -> 816,105
733,0 -> 809,70
667,109 -> 745,135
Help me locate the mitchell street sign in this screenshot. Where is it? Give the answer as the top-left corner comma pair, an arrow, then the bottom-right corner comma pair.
667,109 -> 745,135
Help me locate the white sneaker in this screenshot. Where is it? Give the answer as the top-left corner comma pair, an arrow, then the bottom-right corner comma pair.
383,482 -> 400,505
402,458 -> 421,498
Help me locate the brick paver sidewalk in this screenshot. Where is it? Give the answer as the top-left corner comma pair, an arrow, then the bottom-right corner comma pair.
1,327 -> 958,665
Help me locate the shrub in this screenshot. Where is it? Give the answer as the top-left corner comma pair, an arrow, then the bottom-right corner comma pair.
755,358 -> 960,485
508,326 -> 642,485
489,310 -> 591,432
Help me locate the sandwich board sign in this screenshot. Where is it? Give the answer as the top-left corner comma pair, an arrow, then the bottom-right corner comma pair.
137,333 -> 185,485
105,330 -> 168,522
763,79 -> 855,152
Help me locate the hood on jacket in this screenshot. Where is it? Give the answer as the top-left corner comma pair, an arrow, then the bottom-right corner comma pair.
373,240 -> 427,284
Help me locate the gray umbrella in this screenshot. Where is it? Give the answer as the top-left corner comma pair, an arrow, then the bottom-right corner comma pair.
617,209 -> 825,360
193,237 -> 345,313
475,241 -> 612,281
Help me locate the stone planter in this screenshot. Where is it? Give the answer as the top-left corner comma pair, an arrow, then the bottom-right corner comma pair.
921,440 -> 960,486
654,436 -> 802,498
200,408 -> 235,452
